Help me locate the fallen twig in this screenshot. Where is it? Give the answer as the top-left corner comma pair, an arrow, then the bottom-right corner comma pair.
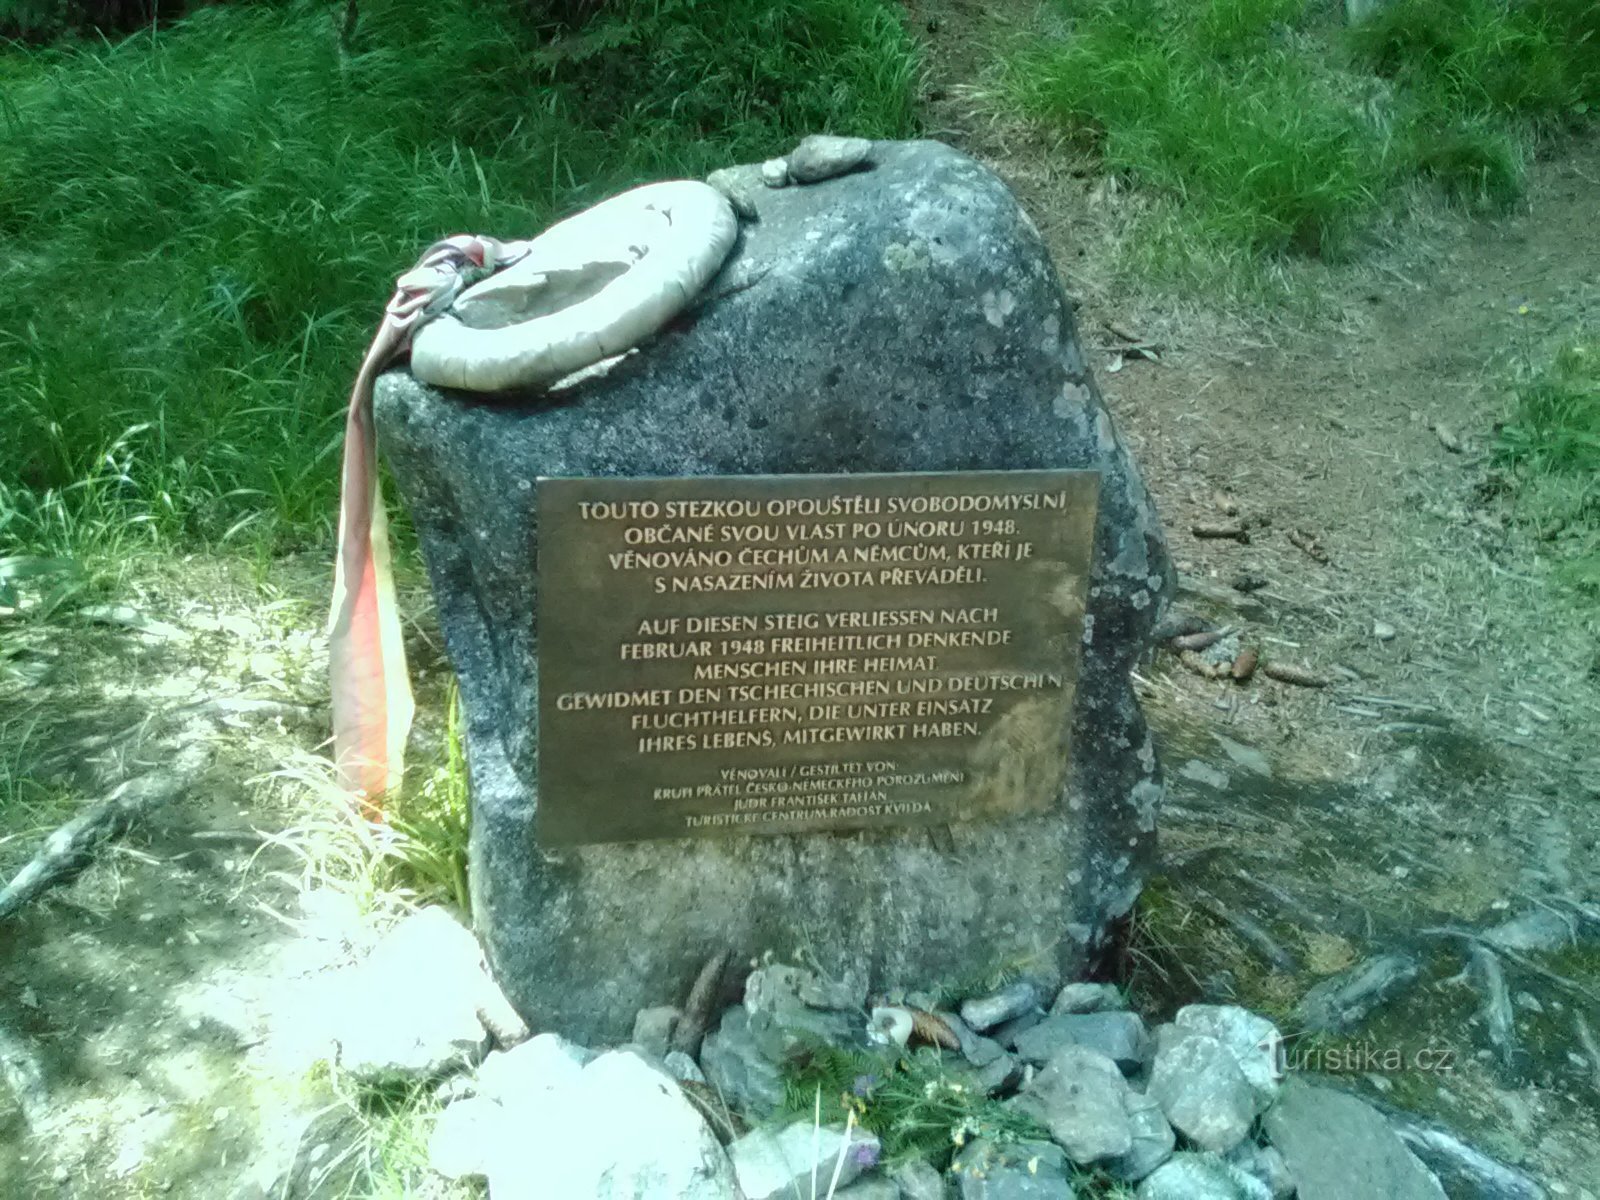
1192,523 -> 1250,543
670,948 -> 731,1058
0,745 -> 212,921
1262,662 -> 1330,688
1287,529 -> 1331,565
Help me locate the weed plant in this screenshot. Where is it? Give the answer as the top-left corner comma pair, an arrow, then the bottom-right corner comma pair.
780,1043 -> 1047,1168
1005,0 -> 1600,291
0,0 -> 918,555
1495,339 -> 1600,592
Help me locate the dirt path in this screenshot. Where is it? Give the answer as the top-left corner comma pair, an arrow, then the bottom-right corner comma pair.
908,1 -> 1600,1189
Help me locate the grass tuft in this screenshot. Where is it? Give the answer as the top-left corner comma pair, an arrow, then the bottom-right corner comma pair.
0,0 -> 918,555
1003,0 -> 1600,294
1494,338 -> 1600,591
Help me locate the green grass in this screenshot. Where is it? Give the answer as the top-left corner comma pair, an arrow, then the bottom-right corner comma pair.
1003,0 -> 1600,294
0,0 -> 918,555
1495,338 -> 1600,591
780,1043 -> 1046,1169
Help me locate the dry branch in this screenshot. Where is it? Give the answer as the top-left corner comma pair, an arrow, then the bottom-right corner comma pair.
0,746 -> 212,921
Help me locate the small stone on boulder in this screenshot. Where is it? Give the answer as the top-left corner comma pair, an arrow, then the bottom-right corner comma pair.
1137,1152 -> 1271,1200
730,1120 -> 881,1199
761,157 -> 790,187
705,165 -> 762,220
1263,1079 -> 1447,1200
952,1138 -> 1076,1198
1050,983 -> 1125,1015
1013,1012 -> 1149,1074
1012,1045 -> 1133,1164
1147,1027 -> 1260,1154
786,134 -> 874,184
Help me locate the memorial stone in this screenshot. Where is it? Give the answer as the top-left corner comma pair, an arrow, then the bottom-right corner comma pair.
374,139 -> 1171,1040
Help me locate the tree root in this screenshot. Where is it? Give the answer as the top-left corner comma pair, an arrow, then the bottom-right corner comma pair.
0,744 -> 212,921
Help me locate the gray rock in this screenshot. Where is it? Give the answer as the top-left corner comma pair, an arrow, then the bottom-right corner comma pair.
1049,982 -> 1125,1015
799,969 -> 869,1011
436,1048 -> 737,1198
326,907 -> 498,1084
1146,1026 -> 1259,1154
991,1009 -> 1048,1049
1137,1152 -> 1270,1200
1295,954 -> 1420,1033
836,1177 -> 902,1200
1173,1005 -> 1281,1100
966,1050 -> 1025,1097
1107,1089 -> 1175,1182
700,1008 -> 788,1119
1224,1142 -> 1295,1199
375,140 -> 1172,1041
952,1138 -> 1076,1198
964,1034 -> 1009,1068
1013,1011 -> 1149,1073
744,963 -> 866,1057
664,1049 -> 707,1085
1012,1045 -> 1133,1164
761,157 -> 790,187
730,1120 -> 881,1199
1263,1079 -> 1446,1200
705,165 -> 762,221
961,981 -> 1043,1032
633,1005 -> 682,1060
786,134 -> 874,184
477,1031 -> 593,1108
892,1158 -> 954,1200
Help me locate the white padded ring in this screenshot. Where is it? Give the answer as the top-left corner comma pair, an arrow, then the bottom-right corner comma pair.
409,180 -> 738,392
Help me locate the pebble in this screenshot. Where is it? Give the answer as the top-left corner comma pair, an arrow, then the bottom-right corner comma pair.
785,134 -> 874,184
1374,620 -> 1397,641
761,158 -> 790,187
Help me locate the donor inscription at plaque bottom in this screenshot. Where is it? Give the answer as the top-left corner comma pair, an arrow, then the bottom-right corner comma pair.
536,469 -> 1100,846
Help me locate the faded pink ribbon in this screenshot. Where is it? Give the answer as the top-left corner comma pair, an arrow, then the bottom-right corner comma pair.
329,235 -> 521,816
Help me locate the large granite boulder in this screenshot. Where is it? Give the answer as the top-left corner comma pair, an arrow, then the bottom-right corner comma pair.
374,139 -> 1171,1041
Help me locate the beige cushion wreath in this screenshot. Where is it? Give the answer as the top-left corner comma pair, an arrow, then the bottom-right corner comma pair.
409,180 -> 739,392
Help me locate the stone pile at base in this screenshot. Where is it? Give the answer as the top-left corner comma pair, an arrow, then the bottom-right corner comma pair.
296,912 -> 1537,1199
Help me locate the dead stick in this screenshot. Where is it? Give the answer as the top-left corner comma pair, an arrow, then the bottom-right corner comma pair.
671,948 -> 731,1057
0,746 -> 211,921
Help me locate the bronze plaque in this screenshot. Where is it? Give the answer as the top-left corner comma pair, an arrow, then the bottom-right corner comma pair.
536,470 -> 1100,846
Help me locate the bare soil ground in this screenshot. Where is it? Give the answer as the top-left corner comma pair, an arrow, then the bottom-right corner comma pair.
2,6 -> 1598,1196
